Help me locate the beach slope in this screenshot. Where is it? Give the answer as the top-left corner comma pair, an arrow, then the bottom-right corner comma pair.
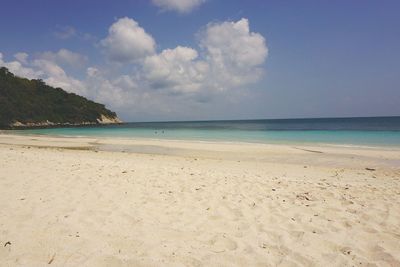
0,134 -> 399,266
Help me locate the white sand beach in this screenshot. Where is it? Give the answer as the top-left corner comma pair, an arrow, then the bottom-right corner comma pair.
0,133 -> 399,266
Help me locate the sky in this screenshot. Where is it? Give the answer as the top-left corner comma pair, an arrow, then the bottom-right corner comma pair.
1,0 -> 399,122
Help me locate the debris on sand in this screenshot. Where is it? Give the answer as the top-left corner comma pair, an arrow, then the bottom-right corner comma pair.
48,253 -> 56,264
296,192 -> 312,201
293,147 -> 323,153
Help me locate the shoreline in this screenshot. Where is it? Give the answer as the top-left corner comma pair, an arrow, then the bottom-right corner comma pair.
1,133 -> 400,171
2,132 -> 400,156
3,130 -> 400,152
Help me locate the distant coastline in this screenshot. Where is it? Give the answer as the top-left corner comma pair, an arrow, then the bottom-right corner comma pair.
125,115 -> 400,124
6,115 -> 122,130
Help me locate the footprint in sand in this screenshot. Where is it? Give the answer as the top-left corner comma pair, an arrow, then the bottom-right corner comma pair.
208,234 -> 238,252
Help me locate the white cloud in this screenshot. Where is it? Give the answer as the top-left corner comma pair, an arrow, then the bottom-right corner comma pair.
100,17 -> 156,63
84,67 -> 129,107
0,51 -> 86,95
87,17 -> 268,109
200,18 -> 268,89
33,59 -> 66,78
86,67 -> 99,77
142,46 -> 208,93
96,17 -> 267,95
113,74 -> 138,90
38,49 -> 88,68
14,52 -> 29,65
0,52 -> 42,79
32,59 -> 86,95
1,52 -> 124,110
0,17 -> 268,121
139,18 -> 267,93
151,0 -> 206,14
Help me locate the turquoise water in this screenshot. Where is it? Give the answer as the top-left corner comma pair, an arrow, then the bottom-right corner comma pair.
14,117 -> 400,147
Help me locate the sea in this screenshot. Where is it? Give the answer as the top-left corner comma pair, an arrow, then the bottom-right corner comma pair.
15,116 -> 400,148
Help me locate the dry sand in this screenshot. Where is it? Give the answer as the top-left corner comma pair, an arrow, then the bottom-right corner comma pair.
0,133 -> 399,266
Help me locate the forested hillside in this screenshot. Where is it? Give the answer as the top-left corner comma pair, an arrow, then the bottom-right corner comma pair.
0,67 -> 121,128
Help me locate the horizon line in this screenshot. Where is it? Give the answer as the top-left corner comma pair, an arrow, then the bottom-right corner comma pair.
123,115 -> 400,124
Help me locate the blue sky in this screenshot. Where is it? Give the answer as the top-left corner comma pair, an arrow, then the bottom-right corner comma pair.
1,0 -> 399,121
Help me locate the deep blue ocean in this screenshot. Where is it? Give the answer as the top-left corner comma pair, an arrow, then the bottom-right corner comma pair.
16,116 -> 400,147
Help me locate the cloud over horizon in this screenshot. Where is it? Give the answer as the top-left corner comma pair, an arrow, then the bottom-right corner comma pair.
38,49 -> 88,68
0,17 -> 268,120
